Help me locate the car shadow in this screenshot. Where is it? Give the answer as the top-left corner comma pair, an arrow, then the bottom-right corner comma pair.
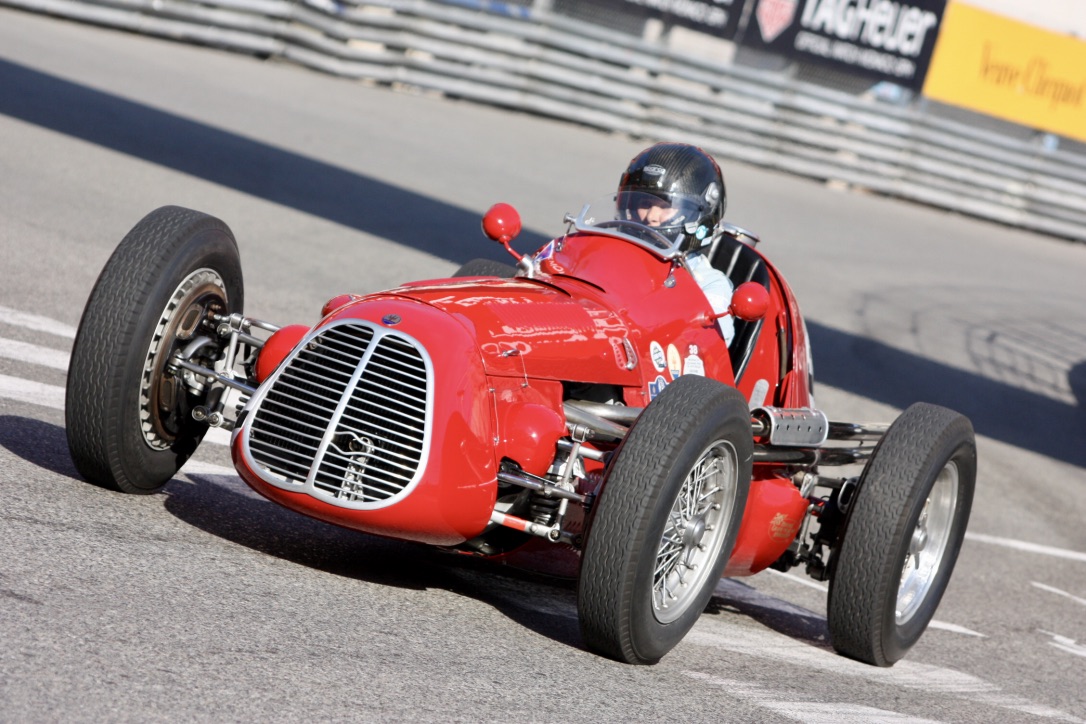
170,468 -> 586,647
0,413 -> 582,646
0,416 -> 827,657
707,578 -> 834,651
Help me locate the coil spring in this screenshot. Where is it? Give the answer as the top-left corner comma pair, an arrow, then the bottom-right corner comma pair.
528,492 -> 561,525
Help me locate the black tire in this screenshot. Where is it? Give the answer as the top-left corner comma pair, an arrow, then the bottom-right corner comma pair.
65,206 -> 244,494
827,402 -> 976,666
578,376 -> 752,664
452,258 -> 516,278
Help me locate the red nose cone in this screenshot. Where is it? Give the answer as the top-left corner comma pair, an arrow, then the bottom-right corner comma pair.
482,203 -> 522,243
321,293 -> 362,319
730,281 -> 770,322
255,324 -> 310,383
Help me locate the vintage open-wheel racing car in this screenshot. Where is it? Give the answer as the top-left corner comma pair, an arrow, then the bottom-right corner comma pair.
65,199 -> 976,667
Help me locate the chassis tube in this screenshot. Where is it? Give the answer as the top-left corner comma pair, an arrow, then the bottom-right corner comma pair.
753,445 -> 875,466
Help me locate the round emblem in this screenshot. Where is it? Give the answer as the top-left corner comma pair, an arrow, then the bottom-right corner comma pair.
381,314 -> 402,326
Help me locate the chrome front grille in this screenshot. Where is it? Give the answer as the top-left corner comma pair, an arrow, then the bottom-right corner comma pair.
244,320 -> 432,508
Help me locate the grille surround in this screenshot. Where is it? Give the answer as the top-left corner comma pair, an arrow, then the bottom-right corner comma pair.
240,319 -> 433,509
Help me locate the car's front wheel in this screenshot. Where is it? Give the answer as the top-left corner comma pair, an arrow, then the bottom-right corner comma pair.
578,376 -> 752,664
66,206 -> 244,494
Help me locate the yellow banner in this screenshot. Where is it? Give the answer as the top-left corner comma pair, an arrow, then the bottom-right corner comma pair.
922,1 -> 1086,142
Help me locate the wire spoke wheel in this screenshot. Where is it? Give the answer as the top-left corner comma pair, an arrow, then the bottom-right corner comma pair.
578,376 -> 751,665
653,440 -> 738,624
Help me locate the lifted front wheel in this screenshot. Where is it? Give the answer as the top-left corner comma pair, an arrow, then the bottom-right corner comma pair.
66,206 -> 244,494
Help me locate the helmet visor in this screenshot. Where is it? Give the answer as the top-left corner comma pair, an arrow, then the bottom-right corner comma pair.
616,190 -> 711,243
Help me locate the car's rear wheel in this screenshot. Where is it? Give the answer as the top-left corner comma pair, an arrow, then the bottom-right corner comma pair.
66,206 -> 244,494
578,376 -> 751,664
827,402 -> 976,666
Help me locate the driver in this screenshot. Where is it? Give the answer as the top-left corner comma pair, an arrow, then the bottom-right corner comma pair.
617,142 -> 735,346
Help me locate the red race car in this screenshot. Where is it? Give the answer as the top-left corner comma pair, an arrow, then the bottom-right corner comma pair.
66,172 -> 976,667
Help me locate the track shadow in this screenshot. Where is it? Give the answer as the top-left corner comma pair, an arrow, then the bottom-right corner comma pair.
0,57 -> 546,265
0,415 -> 82,481
808,321 -> 1086,469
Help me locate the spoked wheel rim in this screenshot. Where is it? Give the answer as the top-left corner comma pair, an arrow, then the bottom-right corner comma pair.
652,439 -> 739,624
897,460 -> 959,625
139,268 -> 228,451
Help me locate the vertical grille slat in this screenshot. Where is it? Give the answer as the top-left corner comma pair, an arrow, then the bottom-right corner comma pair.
243,320 -> 432,507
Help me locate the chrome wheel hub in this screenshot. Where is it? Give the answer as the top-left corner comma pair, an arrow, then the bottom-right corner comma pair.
897,461 -> 959,625
653,440 -> 738,624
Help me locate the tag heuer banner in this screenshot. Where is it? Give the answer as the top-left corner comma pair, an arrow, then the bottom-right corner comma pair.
741,0 -> 948,89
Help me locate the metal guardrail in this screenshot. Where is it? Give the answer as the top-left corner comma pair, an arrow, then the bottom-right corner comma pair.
5,0 -> 1085,242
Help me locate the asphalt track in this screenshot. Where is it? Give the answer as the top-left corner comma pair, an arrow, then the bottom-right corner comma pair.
2,8 -> 1085,722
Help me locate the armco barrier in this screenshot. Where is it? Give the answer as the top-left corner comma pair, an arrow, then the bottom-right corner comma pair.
4,0 -> 1085,241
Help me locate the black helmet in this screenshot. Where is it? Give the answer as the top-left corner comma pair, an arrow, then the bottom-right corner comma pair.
617,143 -> 727,252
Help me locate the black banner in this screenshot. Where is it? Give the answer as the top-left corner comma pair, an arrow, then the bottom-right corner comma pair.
561,0 -> 747,38
739,0 -> 947,89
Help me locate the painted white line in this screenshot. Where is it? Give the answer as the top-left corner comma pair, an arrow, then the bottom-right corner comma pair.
764,568 -> 828,592
686,613 -> 1081,722
204,426 -> 232,446
926,620 -> 986,638
0,305 -> 77,339
1038,631 -> 1086,659
0,373 -> 230,449
760,569 -> 985,638
683,672 -> 943,724
762,702 -> 942,724
966,532 -> 1086,564
0,337 -> 70,371
1032,582 -> 1086,608
177,460 -> 268,501
0,373 -> 66,410
180,459 -> 240,477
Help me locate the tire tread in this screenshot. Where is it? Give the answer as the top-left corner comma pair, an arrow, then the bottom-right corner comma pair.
65,207 -> 241,493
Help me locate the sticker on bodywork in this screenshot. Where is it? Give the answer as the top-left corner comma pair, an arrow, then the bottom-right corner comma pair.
770,512 -> 802,542
667,344 -> 682,380
683,345 -> 705,376
748,378 -> 770,410
649,375 -> 668,400
650,341 -> 667,371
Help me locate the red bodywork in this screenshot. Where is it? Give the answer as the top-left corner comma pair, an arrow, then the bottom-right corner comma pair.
232,224 -> 813,577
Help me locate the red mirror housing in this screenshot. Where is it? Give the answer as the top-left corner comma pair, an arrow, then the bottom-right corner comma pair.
730,281 -> 770,322
482,203 -> 523,261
